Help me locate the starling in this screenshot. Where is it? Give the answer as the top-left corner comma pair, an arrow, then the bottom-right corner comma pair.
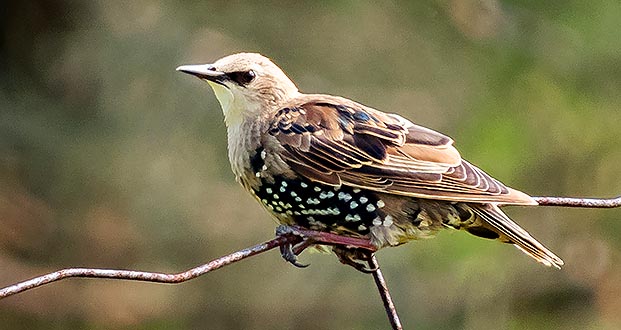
177,53 -> 563,270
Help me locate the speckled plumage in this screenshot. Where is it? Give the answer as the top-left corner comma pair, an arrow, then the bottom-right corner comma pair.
177,53 -> 564,269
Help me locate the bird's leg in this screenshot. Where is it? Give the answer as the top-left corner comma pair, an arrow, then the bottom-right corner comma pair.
275,225 -> 378,269
292,239 -> 315,256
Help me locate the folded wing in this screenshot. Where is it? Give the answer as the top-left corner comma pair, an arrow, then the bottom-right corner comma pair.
269,96 -> 536,205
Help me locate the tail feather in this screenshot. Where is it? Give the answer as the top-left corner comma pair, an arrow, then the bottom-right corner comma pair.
469,204 -> 564,269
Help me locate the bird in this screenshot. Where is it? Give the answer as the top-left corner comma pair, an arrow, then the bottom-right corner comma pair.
176,53 -> 563,271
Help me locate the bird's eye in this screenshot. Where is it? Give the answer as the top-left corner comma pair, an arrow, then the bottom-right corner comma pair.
228,70 -> 256,86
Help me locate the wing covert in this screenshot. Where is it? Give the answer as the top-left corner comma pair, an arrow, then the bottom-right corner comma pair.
268,97 -> 535,205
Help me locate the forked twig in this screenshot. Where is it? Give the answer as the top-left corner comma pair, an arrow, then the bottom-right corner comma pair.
0,195 -> 619,329
0,231 -> 403,328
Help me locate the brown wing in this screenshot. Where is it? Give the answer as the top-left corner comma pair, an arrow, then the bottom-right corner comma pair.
269,96 -> 536,205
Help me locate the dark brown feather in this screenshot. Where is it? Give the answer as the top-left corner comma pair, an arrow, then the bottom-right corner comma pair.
268,96 -> 536,205
468,204 -> 563,268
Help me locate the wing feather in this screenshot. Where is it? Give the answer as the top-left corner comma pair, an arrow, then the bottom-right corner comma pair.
269,97 -> 536,205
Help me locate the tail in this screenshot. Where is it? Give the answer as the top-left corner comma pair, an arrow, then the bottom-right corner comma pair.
467,204 -> 564,269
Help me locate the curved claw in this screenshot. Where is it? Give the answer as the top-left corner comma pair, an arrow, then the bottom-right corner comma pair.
340,257 -> 377,273
333,247 -> 378,273
279,242 -> 310,268
357,263 -> 379,274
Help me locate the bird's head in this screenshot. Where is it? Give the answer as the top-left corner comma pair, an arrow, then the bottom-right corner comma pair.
177,53 -> 299,126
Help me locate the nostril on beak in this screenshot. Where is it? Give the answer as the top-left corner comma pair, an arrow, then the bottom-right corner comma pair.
207,65 -> 216,71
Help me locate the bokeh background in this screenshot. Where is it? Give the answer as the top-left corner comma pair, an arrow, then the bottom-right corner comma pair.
1,1 -> 621,329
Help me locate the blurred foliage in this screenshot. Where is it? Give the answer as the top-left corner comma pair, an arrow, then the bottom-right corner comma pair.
1,0 -> 621,329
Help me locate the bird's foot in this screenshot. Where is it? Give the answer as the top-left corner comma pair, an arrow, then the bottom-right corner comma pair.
275,225 -> 379,271
275,225 -> 310,268
333,246 -> 378,273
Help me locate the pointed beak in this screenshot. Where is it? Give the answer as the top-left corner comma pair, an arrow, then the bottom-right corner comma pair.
176,64 -> 227,85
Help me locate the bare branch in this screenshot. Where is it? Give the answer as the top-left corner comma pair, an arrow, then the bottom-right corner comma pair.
533,195 -> 621,208
369,254 -> 403,330
0,225 -> 380,300
0,235 -> 297,299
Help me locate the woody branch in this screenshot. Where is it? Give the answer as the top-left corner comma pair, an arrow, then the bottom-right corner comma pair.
0,195 -> 619,330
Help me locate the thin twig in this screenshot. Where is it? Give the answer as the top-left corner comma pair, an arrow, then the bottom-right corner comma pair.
0,235 -> 298,299
533,195 -> 621,208
369,254 -> 403,330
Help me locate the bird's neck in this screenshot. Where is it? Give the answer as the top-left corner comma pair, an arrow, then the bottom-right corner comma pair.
227,117 -> 260,182
221,90 -> 302,187
225,101 -> 281,188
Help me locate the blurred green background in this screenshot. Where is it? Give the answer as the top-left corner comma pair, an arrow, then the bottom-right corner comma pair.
1,1 -> 621,329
